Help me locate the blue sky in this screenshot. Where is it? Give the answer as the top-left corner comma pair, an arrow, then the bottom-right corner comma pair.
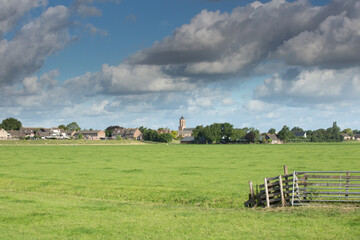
1,0 -> 360,132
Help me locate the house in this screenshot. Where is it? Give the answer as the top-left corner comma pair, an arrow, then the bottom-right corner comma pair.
260,133 -> 284,144
36,128 -> 51,139
180,136 -> 195,144
7,130 -> 25,139
294,132 -> 307,138
158,128 -> 171,134
65,131 -> 76,138
354,134 -> 360,141
73,130 -> 105,140
37,127 -> 69,139
342,133 -> 353,140
178,116 -> 194,137
21,127 -> 38,138
112,127 -> 142,140
0,129 -> 8,140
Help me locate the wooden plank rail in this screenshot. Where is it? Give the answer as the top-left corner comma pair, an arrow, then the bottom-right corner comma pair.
302,175 -> 360,179
244,167 -> 360,208
305,183 -> 360,187
292,171 -> 360,206
244,166 -> 292,208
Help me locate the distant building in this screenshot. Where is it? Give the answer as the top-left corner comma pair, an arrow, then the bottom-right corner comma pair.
7,130 -> 25,139
354,134 -> 360,141
180,136 -> 195,144
260,133 -> 284,144
158,128 -> 171,134
33,127 -> 69,139
73,130 -> 105,140
341,133 -> 353,140
0,129 -> 8,140
112,127 -> 142,140
294,132 -> 307,138
178,116 -> 194,138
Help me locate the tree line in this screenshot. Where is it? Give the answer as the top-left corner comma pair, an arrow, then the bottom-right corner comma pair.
192,122 -> 346,144
139,127 -> 173,143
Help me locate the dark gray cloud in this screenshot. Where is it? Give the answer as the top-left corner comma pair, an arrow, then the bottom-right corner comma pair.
0,0 -> 116,87
0,5 -> 71,87
128,0 -> 360,78
274,11 -> 360,68
0,0 -> 47,36
128,1 -> 317,73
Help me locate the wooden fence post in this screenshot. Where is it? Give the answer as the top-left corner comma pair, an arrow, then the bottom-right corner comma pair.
249,181 -> 254,206
264,178 -> 270,208
279,175 -> 285,207
283,165 -> 289,200
283,165 -> 288,175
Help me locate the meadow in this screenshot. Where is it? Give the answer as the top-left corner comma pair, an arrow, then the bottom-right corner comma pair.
0,142 -> 359,239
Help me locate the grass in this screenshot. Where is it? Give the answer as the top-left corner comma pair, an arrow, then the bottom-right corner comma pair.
0,139 -> 145,145
0,143 -> 359,239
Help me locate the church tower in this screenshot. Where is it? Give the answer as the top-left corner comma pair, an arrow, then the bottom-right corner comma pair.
179,116 -> 186,131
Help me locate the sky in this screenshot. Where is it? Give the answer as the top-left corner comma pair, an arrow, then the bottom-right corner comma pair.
1,0 -> 360,132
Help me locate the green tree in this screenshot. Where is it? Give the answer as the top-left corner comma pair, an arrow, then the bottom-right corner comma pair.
143,129 -> 159,142
105,126 -> 120,137
232,128 -> 246,141
0,117 -> 22,130
220,122 -> 233,143
310,129 -> 327,142
353,129 -> 360,134
342,128 -> 354,137
77,133 -> 84,140
291,126 -> 304,133
193,125 -> 206,143
138,126 -> 147,133
66,122 -> 81,131
248,128 -> 260,143
158,133 -> 173,143
278,125 -> 294,143
245,131 -> 256,143
170,130 -> 178,139
327,121 -> 342,142
206,123 -> 222,143
268,128 -> 276,134
58,125 -> 66,130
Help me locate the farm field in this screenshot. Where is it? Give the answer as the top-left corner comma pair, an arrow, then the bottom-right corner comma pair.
0,143 -> 359,239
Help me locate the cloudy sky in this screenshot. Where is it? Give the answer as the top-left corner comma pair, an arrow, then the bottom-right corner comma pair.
1,0 -> 360,132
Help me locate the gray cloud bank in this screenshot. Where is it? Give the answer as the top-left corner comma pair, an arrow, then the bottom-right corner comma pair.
1,0 -> 360,128
129,0 -> 360,75
53,0 -> 360,103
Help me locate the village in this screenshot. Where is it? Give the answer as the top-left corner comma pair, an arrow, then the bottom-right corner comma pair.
0,116 -> 359,144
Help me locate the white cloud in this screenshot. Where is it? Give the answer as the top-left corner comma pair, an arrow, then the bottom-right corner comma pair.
63,63 -> 194,96
222,98 -> 234,106
254,67 -> 360,105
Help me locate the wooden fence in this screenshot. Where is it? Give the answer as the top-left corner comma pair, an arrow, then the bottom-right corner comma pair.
292,171 -> 360,205
245,166 -> 294,208
244,167 -> 360,208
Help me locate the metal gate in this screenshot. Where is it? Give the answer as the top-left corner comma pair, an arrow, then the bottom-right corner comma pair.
291,171 -> 360,205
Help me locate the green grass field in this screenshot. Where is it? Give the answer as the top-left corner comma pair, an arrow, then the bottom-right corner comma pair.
0,143 -> 359,239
